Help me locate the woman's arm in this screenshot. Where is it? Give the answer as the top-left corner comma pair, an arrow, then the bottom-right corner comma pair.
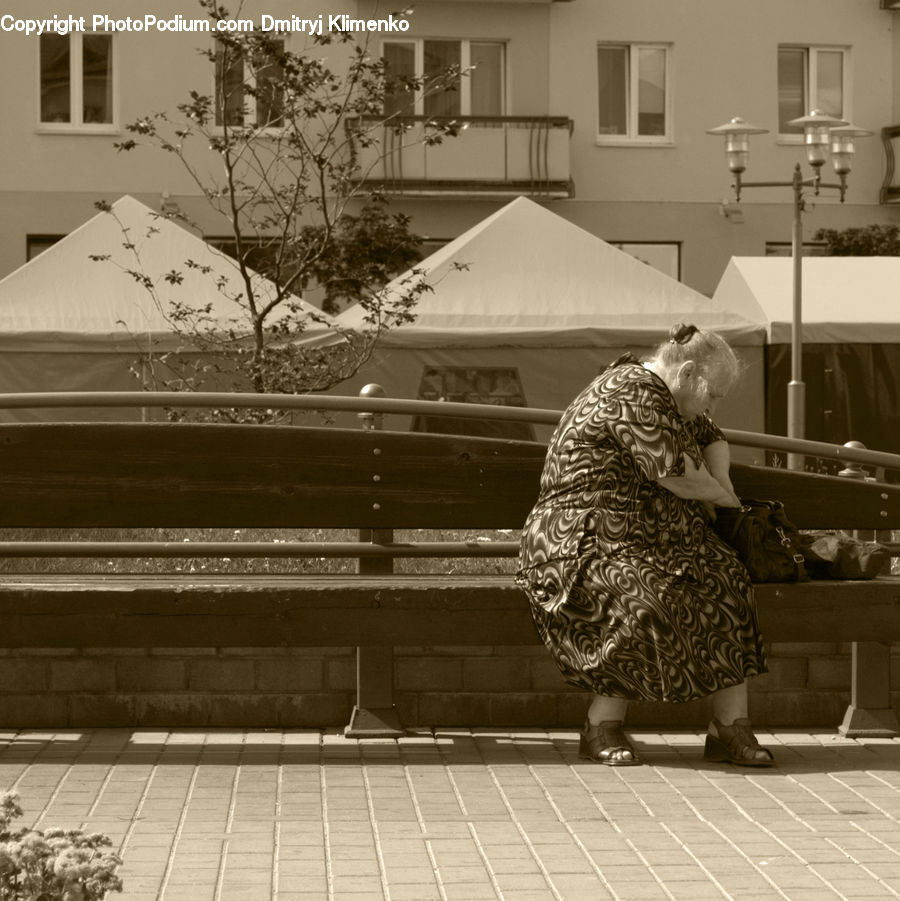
702,439 -> 737,497
657,453 -> 741,507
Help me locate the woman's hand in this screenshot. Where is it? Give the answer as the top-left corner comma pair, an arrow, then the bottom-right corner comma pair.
657,455 -> 741,506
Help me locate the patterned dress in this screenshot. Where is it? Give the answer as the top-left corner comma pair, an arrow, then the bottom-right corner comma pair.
516,355 -> 767,702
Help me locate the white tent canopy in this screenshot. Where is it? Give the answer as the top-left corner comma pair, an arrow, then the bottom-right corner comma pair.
332,198 -> 766,443
0,195 -> 336,420
337,197 -> 763,348
713,256 -> 900,344
713,255 -> 900,452
0,194 -> 334,353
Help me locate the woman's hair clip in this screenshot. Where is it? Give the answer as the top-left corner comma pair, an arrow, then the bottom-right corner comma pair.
669,323 -> 699,345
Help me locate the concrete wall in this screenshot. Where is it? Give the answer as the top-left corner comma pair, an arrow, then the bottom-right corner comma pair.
0,643 -> 893,730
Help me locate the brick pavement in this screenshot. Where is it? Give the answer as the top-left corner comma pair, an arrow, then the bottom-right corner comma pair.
1,727 -> 899,900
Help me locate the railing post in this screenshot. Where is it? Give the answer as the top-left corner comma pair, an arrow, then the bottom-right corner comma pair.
837,440 -> 899,738
344,383 -> 405,739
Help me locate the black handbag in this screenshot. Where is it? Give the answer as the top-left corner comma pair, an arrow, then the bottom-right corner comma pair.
712,499 -> 809,582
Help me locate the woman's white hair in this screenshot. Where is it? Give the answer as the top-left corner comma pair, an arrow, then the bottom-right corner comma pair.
649,322 -> 740,385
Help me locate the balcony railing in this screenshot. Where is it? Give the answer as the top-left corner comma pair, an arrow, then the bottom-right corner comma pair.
348,115 -> 574,198
881,125 -> 900,204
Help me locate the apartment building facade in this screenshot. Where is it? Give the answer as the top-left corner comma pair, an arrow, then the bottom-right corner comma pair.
0,0 -> 898,295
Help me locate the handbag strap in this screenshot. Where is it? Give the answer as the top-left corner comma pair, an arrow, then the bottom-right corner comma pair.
774,523 -> 807,581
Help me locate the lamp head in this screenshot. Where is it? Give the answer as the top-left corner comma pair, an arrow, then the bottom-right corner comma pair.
706,117 -> 769,174
829,123 -> 873,175
786,109 -> 848,169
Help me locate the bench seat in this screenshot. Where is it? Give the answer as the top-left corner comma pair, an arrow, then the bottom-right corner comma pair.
2,573 -> 898,647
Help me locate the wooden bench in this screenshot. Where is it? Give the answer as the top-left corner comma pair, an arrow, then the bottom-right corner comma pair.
0,400 -> 898,737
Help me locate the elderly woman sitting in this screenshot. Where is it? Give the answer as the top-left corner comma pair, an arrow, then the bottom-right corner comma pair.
517,323 -> 773,767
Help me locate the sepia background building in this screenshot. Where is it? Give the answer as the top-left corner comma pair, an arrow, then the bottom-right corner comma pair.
1,0 -> 898,294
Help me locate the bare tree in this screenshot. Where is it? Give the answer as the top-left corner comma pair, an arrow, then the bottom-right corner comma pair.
103,0 -> 465,420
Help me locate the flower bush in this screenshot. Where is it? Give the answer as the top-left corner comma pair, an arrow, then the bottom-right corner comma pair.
0,793 -> 122,900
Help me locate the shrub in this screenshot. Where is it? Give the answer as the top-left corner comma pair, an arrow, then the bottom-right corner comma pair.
0,793 -> 122,901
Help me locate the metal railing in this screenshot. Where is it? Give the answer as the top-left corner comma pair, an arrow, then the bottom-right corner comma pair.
347,114 -> 574,197
0,387 -> 897,467
881,124 -> 900,204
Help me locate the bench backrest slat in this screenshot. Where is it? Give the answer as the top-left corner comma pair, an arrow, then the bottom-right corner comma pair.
0,423 -> 546,529
730,464 -> 900,531
0,423 -> 896,532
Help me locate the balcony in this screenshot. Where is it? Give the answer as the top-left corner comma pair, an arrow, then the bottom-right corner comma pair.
348,115 -> 574,198
881,125 -> 900,204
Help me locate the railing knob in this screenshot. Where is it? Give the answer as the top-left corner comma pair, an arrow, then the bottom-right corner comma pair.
839,440 -> 868,480
359,384 -> 386,431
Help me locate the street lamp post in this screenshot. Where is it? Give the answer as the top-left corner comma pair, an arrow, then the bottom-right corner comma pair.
707,111 -> 871,469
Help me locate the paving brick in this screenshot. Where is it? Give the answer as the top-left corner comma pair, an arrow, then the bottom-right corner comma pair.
116,658 -> 187,691
133,693 -> 211,726
50,658 -> 117,692
396,658 -> 462,691
462,657 -> 530,692
189,659 -> 255,691
416,692 -> 492,726
762,690 -> 849,726
750,656 -> 808,690
256,658 -> 323,691
490,692 -> 559,726
325,657 -> 357,690
0,659 -> 49,692
768,642 -> 841,656
0,694 -> 69,728
808,656 -> 852,690
278,692 -> 352,727
67,693 -> 135,727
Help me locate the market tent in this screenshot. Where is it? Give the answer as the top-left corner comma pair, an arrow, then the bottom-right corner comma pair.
334,197 -> 766,443
0,195 -> 335,421
713,256 -> 900,452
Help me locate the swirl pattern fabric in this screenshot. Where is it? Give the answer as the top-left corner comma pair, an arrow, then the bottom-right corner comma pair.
516,355 -> 767,702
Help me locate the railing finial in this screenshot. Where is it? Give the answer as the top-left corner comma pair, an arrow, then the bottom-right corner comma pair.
839,440 -> 869,480
359,384 -> 386,431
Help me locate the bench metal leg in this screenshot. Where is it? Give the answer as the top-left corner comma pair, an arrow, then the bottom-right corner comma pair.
345,520 -> 404,739
839,641 -> 899,738
344,645 -> 404,738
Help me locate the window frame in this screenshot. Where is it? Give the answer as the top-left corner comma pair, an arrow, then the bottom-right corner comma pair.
212,36 -> 288,132
26,234 -> 65,261
36,30 -> 118,134
609,241 -> 681,280
777,44 -> 851,142
381,38 -> 507,118
595,41 -> 673,146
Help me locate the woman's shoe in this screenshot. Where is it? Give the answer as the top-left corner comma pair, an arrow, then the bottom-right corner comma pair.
704,717 -> 774,767
579,719 -> 641,766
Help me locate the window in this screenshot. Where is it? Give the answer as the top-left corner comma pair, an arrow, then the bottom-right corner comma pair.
205,235 -> 274,273
597,43 -> 670,142
412,366 -> 534,440
39,32 -> 114,128
26,235 -> 64,261
383,40 -> 505,118
778,46 -> 848,135
610,242 -> 681,280
765,242 -> 827,257
215,39 -> 285,128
